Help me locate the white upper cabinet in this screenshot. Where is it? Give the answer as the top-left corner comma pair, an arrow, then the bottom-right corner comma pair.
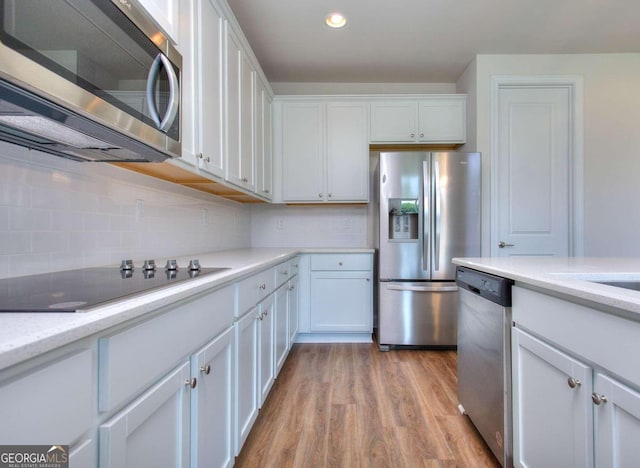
226,25 -> 256,192
280,100 -> 369,203
138,0 -> 179,44
255,79 -> 273,199
370,96 -> 466,143
326,102 -> 369,202
281,102 -> 324,202
196,0 -> 225,177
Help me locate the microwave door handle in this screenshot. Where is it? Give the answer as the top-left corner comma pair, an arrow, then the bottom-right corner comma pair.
146,53 -> 179,132
158,53 -> 179,132
146,54 -> 163,128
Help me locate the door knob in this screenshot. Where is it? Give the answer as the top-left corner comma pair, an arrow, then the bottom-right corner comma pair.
498,241 -> 515,248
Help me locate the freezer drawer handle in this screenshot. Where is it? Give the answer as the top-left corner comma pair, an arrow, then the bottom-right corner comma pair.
387,284 -> 458,293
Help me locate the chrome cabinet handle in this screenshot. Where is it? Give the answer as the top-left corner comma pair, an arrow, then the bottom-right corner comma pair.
200,364 -> 211,375
186,378 -> 197,389
498,240 -> 515,248
568,377 -> 582,389
592,393 -> 608,405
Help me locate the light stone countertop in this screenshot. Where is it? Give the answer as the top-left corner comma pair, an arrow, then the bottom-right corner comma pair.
0,247 -> 374,371
453,257 -> 640,318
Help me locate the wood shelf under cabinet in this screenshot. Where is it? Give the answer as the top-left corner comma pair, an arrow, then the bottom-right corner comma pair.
111,162 -> 266,204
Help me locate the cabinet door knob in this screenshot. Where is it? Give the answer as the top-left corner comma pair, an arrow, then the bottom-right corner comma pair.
592,393 -> 608,405
328,193 -> 332,198
242,177 -> 249,182
410,133 -> 415,138
259,283 -> 266,290
419,132 -> 424,138
186,377 -> 197,389
338,261 -> 343,266
289,285 -> 295,291
257,312 -> 264,320
318,193 -> 323,198
200,364 -> 211,375
567,377 -> 582,389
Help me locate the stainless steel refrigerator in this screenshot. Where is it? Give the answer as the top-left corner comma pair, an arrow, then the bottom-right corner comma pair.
375,151 -> 481,349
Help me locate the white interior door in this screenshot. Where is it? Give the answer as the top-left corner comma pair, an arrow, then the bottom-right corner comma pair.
494,84 -> 572,257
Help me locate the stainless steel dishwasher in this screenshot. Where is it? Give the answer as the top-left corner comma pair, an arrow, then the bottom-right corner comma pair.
455,266 -> 514,467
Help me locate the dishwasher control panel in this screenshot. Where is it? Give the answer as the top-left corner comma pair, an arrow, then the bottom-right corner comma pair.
455,266 -> 513,306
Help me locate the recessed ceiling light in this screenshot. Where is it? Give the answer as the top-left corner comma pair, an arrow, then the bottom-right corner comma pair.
326,13 -> 347,28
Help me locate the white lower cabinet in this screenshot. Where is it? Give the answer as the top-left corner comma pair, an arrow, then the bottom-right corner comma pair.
594,372 -> 640,467
191,327 -> 234,468
99,361 -> 191,468
274,283 -> 289,375
309,254 -> 373,334
235,307 -> 259,455
512,285 -> 640,468
258,295 -> 275,407
287,275 -> 299,346
513,328 -> 593,468
0,347 -> 94,463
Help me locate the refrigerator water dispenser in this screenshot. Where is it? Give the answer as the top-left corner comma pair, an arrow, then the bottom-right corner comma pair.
388,199 -> 418,240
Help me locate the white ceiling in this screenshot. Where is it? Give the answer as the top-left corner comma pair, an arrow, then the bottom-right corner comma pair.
226,0 -> 640,83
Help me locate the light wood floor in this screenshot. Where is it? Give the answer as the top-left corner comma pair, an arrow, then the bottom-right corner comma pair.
235,342 -> 501,468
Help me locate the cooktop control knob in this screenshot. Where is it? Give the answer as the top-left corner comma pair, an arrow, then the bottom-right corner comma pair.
165,259 -> 178,271
120,259 -> 134,271
143,259 -> 156,271
188,259 -> 201,271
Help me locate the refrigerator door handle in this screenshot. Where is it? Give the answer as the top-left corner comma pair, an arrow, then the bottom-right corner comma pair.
386,284 -> 459,293
422,160 -> 430,274
434,159 -> 442,271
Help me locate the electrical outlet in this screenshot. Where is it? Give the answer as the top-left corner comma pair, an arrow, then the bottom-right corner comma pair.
201,208 -> 208,226
276,218 -> 285,230
136,199 -> 144,223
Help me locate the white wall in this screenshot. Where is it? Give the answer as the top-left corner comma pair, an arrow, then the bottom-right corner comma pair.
0,143 -> 251,279
458,53 -> 640,256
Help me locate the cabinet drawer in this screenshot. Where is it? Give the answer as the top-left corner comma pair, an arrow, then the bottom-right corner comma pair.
98,285 -> 234,413
0,349 -> 93,444
311,254 -> 372,271
513,286 -> 640,389
237,268 -> 275,316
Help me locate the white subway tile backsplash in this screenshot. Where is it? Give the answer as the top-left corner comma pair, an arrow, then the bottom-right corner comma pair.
9,207 -> 52,231
0,142 -> 252,279
8,253 -> 51,277
32,232 -> 70,253
83,213 -> 111,232
0,207 -> 7,231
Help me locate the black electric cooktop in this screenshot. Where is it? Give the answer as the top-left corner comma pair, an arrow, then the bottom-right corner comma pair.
0,264 -> 228,312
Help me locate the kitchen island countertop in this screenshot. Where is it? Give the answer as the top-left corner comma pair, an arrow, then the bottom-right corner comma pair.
0,247 -> 373,371
453,257 -> 640,318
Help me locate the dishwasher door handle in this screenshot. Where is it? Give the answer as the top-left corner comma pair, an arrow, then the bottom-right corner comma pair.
387,284 -> 459,293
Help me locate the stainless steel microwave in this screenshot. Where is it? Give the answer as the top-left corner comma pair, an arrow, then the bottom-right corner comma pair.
0,0 -> 181,162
